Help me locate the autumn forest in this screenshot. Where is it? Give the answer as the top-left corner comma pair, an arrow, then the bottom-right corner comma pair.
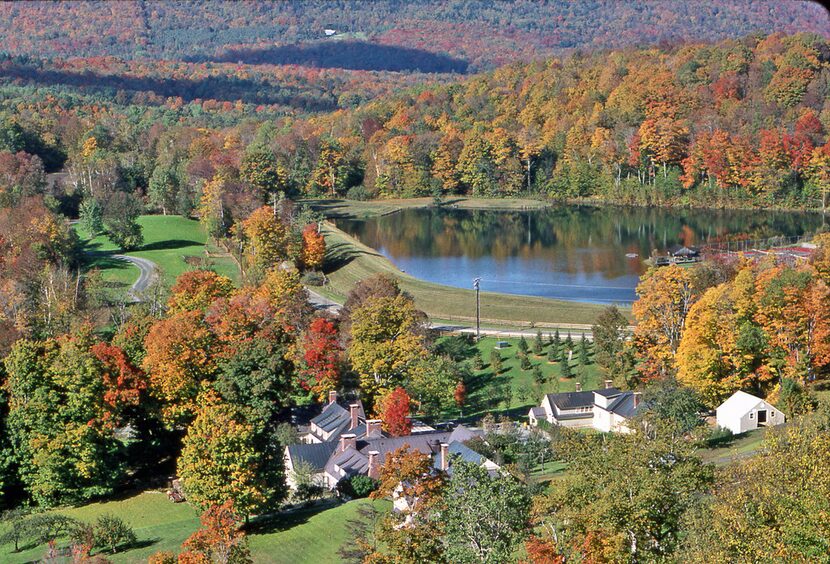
1,1 -> 830,563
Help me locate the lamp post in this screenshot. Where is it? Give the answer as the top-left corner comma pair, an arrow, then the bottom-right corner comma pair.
473,277 -> 481,341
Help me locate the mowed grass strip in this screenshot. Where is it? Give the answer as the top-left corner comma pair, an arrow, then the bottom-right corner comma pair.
1,493 -> 390,564
75,215 -> 240,288
320,222 -> 623,327
305,196 -> 552,219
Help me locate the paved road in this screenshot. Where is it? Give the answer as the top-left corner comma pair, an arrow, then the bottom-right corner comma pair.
113,255 -> 158,302
429,323 -> 595,340
306,288 -> 343,313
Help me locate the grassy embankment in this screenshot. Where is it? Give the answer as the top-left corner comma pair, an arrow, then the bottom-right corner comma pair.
0,493 -> 389,564
311,198 -> 630,328
75,215 -> 240,292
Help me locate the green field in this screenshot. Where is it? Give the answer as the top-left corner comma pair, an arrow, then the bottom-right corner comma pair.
319,223 -> 624,328
446,335 -> 603,420
1,493 -> 390,564
75,215 -> 240,292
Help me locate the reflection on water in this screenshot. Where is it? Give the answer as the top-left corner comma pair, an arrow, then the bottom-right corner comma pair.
335,206 -> 824,304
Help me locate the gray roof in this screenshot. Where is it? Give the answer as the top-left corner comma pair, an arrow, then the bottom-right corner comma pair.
529,407 -> 546,417
311,403 -> 351,433
433,441 -> 488,471
547,391 -> 594,410
287,441 -> 338,472
309,400 -> 367,441
605,392 -> 643,419
593,387 -> 623,398
325,447 -> 369,478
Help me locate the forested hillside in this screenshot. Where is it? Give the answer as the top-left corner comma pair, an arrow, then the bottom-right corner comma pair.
303,33 -> 830,209
0,0 -> 826,71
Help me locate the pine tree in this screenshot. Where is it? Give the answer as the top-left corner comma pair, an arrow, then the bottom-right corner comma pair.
547,344 -> 557,363
579,333 -> 590,365
533,330 -> 543,355
518,336 -> 529,353
490,349 -> 503,373
532,365 -> 545,385
561,358 -> 573,379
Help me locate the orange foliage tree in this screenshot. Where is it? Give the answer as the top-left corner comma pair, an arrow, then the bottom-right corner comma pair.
167,270 -> 235,313
178,500 -> 252,564
374,386 -> 412,436
142,310 -> 217,426
300,223 -> 325,271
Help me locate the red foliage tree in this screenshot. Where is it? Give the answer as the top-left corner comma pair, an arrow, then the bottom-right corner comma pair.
454,381 -> 466,408
298,316 -> 342,400
91,342 -> 148,427
523,535 -> 565,564
375,386 -> 412,436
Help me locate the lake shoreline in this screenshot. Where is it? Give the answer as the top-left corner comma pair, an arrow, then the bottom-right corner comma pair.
306,196 -> 829,221
319,222 -> 626,327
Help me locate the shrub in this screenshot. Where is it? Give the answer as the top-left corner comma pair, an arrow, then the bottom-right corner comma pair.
149,551 -> 178,564
346,185 -> 370,201
301,270 -> 326,286
94,514 -> 136,553
706,426 -> 734,448
489,350 -> 503,372
472,351 -> 484,370
337,475 -> 378,498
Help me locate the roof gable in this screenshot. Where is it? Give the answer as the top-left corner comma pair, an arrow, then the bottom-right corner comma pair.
718,390 -> 766,414
546,391 -> 595,410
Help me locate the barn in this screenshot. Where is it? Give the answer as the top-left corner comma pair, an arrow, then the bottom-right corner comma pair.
716,391 -> 785,435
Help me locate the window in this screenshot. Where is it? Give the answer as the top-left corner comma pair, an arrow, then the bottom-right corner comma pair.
749,413 -> 754,419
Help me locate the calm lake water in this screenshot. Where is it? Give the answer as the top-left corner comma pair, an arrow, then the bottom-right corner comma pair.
335,206 -> 825,304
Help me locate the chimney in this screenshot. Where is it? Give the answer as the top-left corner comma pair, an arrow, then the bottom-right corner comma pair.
440,443 -> 449,471
328,390 -> 338,405
367,450 -> 380,479
605,379 -> 613,389
339,433 -> 356,452
349,403 -> 360,430
367,419 -> 382,438
633,392 -> 642,408
575,382 -> 582,392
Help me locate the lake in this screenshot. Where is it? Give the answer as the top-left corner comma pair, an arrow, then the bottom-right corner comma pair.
335,205 -> 825,304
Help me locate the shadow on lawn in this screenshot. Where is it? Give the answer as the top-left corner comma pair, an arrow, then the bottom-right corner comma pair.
247,501 -> 338,535
323,240 -> 383,273
140,239 -> 201,252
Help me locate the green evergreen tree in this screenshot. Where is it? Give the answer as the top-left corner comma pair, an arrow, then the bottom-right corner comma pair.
533,330 -> 543,355
561,358 -> 573,379
518,336 -> 529,353
579,333 -> 590,365
489,349 -> 503,373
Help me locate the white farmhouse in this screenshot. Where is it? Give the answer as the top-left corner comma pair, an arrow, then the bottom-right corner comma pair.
716,391 -> 785,435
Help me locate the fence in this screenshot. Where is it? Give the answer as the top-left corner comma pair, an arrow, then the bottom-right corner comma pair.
702,234 -> 811,255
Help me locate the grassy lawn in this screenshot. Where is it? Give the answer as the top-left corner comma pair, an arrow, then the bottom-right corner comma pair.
320,223 -> 625,327
305,196 -> 552,220
435,335 -> 603,421
698,428 -> 767,466
1,493 -> 389,564
75,215 -> 240,292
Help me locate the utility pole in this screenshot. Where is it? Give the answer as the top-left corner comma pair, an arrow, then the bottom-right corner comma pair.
473,277 -> 481,341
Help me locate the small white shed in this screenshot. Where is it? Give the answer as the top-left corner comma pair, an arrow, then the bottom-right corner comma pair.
716,391 -> 785,435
